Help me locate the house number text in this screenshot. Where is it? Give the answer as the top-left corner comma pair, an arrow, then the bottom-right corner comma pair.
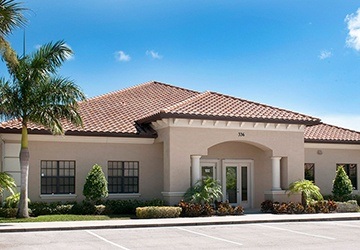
238,132 -> 245,137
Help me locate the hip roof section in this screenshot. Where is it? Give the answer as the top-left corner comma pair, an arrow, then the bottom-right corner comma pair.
2,80 -> 359,144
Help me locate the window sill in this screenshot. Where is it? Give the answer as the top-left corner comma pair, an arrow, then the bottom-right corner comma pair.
108,193 -> 141,199
40,194 -> 77,200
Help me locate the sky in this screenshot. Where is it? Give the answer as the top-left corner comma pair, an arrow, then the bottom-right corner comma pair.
2,0 -> 360,131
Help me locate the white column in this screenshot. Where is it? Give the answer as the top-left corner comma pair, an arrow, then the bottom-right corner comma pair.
271,156 -> 282,190
191,155 -> 202,186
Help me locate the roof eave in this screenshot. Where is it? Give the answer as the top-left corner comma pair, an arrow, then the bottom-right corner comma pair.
305,139 -> 360,145
0,128 -> 158,139
137,113 -> 321,126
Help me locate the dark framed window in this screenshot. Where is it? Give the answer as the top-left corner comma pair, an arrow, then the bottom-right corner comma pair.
337,164 -> 357,190
108,161 -> 139,193
304,163 -> 315,182
41,160 -> 75,194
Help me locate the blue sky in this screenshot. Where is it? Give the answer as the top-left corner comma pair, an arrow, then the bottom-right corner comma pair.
2,1 -> 360,130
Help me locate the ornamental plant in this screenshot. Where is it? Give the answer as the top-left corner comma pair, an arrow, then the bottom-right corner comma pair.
183,177 -> 222,204
332,166 -> 353,201
83,164 -> 108,203
287,179 -> 323,207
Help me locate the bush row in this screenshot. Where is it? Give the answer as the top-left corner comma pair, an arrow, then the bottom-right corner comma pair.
261,200 -> 338,214
25,199 -> 165,217
136,206 -> 182,219
178,200 -> 244,217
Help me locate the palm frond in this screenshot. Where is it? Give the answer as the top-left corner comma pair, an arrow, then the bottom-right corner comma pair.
0,0 -> 27,36
30,40 -> 73,78
28,76 -> 85,134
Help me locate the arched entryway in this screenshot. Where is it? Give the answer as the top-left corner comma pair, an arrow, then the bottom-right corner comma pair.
199,141 -> 272,208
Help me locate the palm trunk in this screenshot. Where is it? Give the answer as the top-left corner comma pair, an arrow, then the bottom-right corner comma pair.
17,125 -> 30,218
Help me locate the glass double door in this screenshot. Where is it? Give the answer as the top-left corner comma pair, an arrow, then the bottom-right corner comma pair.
222,160 -> 251,208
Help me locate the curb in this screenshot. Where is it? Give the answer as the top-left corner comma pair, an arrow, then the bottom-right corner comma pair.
1,215 -> 360,233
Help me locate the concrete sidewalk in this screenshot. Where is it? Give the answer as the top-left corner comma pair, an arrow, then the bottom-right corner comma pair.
1,212 -> 360,233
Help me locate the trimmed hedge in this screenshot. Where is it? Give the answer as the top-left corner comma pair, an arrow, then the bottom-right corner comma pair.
136,206 -> 182,219
26,199 -> 165,216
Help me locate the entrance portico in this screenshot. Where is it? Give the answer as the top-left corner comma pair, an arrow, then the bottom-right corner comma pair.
154,118 -> 306,207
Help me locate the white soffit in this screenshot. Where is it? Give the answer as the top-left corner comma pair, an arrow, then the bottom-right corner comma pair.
151,118 -> 306,132
0,134 -> 155,144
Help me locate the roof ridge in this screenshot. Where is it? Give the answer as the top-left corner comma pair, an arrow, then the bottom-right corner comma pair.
85,80 -> 155,102
84,80 -> 199,102
207,91 -> 320,121
162,91 -> 211,113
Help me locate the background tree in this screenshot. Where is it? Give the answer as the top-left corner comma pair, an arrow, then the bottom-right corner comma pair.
83,164 -> 108,204
0,0 -> 27,70
332,165 -> 353,201
287,179 -> 323,207
0,40 -> 85,218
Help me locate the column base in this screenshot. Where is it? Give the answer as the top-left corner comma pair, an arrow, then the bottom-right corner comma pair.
161,191 -> 185,205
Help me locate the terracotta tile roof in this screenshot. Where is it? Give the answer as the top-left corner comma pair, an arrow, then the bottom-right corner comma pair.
0,81 -> 199,136
6,81 -> 357,144
305,123 -> 360,144
138,91 -> 320,125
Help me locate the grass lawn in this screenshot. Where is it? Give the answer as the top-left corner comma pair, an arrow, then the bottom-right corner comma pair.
0,214 -> 132,223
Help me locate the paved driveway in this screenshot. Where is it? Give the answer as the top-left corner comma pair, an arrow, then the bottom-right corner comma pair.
1,220 -> 359,249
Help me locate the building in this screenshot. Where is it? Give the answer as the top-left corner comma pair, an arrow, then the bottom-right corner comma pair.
1,81 -> 360,208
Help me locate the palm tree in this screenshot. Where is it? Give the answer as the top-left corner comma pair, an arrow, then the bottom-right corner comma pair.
0,40 -> 86,218
0,0 -> 27,70
287,179 -> 323,207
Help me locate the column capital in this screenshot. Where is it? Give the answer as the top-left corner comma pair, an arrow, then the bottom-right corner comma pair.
271,156 -> 282,160
191,155 -> 202,159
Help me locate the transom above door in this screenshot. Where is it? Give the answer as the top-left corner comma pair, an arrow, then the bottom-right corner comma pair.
200,159 -> 253,208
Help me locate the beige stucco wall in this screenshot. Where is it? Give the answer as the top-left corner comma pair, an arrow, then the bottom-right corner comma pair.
10,140 -> 164,202
305,145 -> 360,195
156,124 -> 306,206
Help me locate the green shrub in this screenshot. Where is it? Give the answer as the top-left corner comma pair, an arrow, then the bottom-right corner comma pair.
83,164 -> 108,203
70,200 -> 96,215
0,207 -> 18,218
136,206 -> 182,219
332,166 -> 353,201
29,202 -> 56,216
104,199 -> 165,215
184,177 -> 222,204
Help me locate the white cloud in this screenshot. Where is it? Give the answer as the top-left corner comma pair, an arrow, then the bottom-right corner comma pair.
146,50 -> 162,59
345,8 -> 360,51
321,114 -> 360,132
318,50 -> 332,60
64,43 -> 74,61
115,50 -> 131,62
